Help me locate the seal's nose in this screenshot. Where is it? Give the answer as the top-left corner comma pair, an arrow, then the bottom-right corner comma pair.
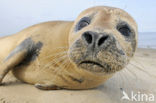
97,35 -> 109,46
82,32 -> 93,44
82,31 -> 109,47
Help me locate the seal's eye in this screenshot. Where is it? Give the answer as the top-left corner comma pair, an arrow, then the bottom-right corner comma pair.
78,21 -> 89,30
76,17 -> 90,31
117,23 -> 131,37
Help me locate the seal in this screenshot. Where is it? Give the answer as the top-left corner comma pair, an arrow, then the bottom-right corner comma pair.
0,6 -> 138,90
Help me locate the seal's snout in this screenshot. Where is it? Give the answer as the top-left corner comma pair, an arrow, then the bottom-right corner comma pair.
82,31 -> 109,49
69,30 -> 127,73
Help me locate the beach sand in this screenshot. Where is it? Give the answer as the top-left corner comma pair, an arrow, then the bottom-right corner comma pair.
0,48 -> 156,103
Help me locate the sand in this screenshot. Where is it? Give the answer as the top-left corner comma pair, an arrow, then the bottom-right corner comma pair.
0,48 -> 156,103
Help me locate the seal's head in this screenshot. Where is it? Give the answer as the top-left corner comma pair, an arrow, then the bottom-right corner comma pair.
68,6 -> 138,74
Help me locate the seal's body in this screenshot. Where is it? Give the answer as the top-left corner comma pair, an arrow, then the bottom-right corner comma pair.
0,6 -> 137,90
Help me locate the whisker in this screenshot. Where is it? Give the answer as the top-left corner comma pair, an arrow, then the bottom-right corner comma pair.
40,49 -> 80,72
40,51 -> 68,61
38,54 -> 68,74
44,46 -> 68,51
51,57 -> 71,82
130,63 -> 156,78
118,71 -> 126,88
119,69 -> 134,90
40,46 -> 82,61
43,55 -> 68,70
125,67 -> 138,80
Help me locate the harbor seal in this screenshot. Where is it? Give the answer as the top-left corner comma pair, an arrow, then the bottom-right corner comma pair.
0,6 -> 137,90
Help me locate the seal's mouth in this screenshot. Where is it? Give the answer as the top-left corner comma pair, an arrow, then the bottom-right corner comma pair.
79,61 -> 104,68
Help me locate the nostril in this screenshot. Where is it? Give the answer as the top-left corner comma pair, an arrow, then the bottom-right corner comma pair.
98,35 -> 109,46
83,32 -> 92,44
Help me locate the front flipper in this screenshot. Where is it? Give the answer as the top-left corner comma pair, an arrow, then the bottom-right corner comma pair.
0,49 -> 28,84
35,83 -> 61,90
0,37 -> 43,84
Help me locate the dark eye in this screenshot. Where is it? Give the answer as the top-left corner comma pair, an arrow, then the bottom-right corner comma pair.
117,24 -> 131,37
76,17 -> 90,31
78,21 -> 89,30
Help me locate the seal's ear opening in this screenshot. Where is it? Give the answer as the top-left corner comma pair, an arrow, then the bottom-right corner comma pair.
75,17 -> 91,31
